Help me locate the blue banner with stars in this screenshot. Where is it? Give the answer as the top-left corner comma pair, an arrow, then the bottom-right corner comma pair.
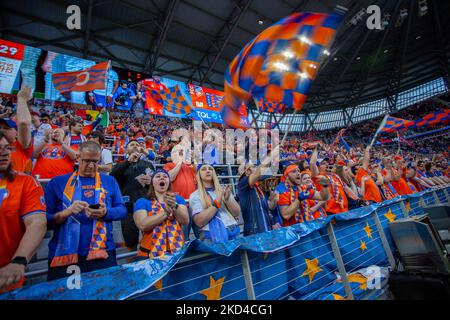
1,188 -> 447,300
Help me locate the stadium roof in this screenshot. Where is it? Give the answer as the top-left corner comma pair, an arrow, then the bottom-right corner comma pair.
2,0 -> 450,116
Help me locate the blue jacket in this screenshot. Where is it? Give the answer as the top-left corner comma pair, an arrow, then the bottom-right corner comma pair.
45,173 -> 127,258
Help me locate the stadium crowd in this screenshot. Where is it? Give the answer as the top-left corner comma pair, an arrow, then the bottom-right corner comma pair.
0,85 -> 449,292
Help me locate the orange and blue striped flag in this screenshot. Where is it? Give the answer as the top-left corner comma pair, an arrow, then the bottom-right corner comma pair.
412,109 -> 450,128
52,61 -> 109,93
221,12 -> 342,128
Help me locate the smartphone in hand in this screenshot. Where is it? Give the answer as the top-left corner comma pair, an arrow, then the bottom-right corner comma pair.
89,203 -> 101,209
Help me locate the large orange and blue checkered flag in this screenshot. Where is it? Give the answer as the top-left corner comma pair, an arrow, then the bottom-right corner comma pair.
221,12 -> 342,128
160,85 -> 192,115
52,61 -> 109,93
257,98 -> 287,113
380,116 -> 415,133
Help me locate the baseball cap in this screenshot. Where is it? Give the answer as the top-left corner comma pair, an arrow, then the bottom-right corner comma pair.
0,118 -> 17,129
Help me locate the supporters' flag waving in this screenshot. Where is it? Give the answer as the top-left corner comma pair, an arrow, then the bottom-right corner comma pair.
330,127 -> 346,148
257,98 -> 287,113
99,109 -> 110,128
160,85 -> 192,115
142,78 -> 165,115
380,116 -> 414,133
340,136 -> 351,152
52,61 -> 109,93
221,12 -> 342,128
412,108 -> 450,128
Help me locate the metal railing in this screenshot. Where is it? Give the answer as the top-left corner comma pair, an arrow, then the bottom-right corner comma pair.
22,186 -> 450,300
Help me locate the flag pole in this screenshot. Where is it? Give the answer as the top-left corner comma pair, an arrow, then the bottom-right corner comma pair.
281,109 -> 298,146
370,114 -> 389,147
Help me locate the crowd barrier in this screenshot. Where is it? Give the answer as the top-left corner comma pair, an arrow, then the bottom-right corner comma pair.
2,186 -> 449,300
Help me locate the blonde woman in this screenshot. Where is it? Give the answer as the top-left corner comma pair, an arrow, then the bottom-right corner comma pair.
189,164 -> 241,244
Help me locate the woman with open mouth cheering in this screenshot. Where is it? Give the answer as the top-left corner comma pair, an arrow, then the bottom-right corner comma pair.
133,169 -> 189,258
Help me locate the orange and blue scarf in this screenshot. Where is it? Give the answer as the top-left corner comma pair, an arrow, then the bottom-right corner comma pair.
141,200 -> 185,258
51,172 -> 107,267
285,182 -> 303,224
300,184 -> 326,221
328,173 -> 344,209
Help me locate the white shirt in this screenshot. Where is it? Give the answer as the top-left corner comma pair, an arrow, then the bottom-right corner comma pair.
100,148 -> 113,174
189,189 -> 238,232
32,123 -> 52,148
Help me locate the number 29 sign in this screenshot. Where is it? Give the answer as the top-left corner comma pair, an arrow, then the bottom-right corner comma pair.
0,39 -> 25,93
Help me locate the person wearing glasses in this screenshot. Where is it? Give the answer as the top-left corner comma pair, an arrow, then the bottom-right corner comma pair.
44,141 -> 126,281
32,128 -> 77,179
87,131 -> 113,174
0,131 -> 47,293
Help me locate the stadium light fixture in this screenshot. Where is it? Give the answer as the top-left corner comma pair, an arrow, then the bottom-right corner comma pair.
356,56 -> 361,60
297,72 -> 308,79
322,49 -> 331,56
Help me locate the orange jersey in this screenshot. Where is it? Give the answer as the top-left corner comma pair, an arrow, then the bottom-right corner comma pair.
0,173 -> 46,292
32,143 -> 75,179
113,138 -> 127,162
382,168 -> 413,195
314,174 -> 348,214
163,163 -> 196,200
81,124 -> 93,136
356,168 -> 383,203
11,140 -> 33,174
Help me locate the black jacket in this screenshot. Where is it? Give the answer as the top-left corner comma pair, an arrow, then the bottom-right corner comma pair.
110,159 -> 155,212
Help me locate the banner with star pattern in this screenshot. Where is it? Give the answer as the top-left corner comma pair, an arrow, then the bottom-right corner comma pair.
1,187 -> 447,300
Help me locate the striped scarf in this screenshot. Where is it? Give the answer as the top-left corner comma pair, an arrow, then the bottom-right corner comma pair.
328,173 -> 344,209
51,172 -> 107,267
381,182 -> 398,200
300,184 -> 326,221
142,200 -> 185,258
286,182 -> 303,224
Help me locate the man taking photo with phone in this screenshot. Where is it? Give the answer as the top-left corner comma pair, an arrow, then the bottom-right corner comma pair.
44,141 -> 126,281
